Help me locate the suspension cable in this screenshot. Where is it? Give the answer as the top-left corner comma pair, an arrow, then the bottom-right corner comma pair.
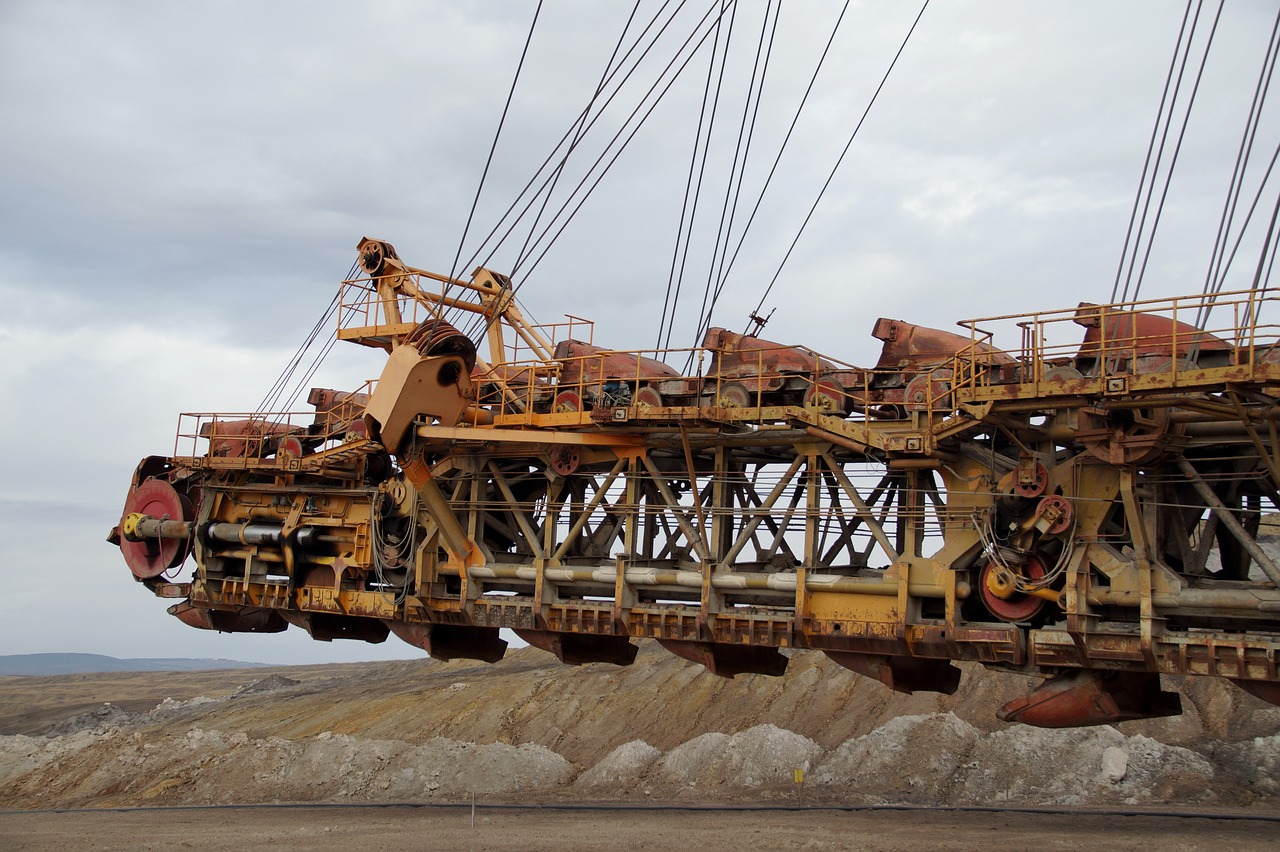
460,1 -> 730,342
1117,1 -> 1208,306
691,0 -> 851,331
1203,5 -> 1280,305
447,0 -> 543,286
493,3 -> 737,298
1128,1 -> 1224,304
256,261 -> 356,416
468,0 -> 686,277
511,1 -> 644,275
738,1 -> 929,337
686,0 -> 779,353
1111,0 -> 1198,304
659,0 -> 737,351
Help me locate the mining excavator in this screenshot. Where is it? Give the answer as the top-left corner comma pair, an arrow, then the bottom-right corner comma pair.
110,236 -> 1280,727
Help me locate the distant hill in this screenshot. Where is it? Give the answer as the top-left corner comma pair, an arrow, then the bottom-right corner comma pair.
0,653 -> 269,676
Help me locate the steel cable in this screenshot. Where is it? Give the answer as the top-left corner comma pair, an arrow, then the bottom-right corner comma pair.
1112,0 -> 1197,304
1115,0 -> 1208,305
659,0 -> 736,351
742,0 -> 929,341
687,0 -> 779,355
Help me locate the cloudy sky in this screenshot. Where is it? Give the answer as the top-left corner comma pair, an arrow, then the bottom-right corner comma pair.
2,1 -> 1277,665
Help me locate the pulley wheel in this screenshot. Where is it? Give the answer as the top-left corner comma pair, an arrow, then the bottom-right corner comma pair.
1042,365 -> 1084,386
978,554 -> 1048,623
553,390 -> 581,413
1036,495 -> 1073,535
805,380 -> 846,415
904,375 -> 950,412
1012,461 -> 1049,498
550,445 -> 581,477
717,382 -> 751,408
1079,406 -> 1175,465
277,435 -> 305,460
635,386 -> 663,410
120,479 -> 193,580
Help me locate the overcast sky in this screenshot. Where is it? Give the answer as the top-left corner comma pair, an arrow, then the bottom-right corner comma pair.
2,1 -> 1277,665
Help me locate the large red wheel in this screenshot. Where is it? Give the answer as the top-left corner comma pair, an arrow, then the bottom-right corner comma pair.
119,479 -> 193,580
716,382 -> 751,408
978,554 -> 1048,623
550,445 -> 581,477
805,380 -> 846,415
1012,461 -> 1049,498
553,390 -> 582,413
635,386 -> 663,410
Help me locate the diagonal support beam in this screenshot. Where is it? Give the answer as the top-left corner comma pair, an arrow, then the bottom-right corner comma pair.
1176,456 -> 1280,587
820,450 -> 900,562
641,455 -> 711,563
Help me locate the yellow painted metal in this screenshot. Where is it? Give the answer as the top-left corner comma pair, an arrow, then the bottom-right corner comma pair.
123,239 -> 1280,702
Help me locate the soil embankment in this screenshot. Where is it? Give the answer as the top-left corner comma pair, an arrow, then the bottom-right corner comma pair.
2,644 -> 1278,810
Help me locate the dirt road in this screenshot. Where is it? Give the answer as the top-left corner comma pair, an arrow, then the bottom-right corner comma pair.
3,805 -> 1278,851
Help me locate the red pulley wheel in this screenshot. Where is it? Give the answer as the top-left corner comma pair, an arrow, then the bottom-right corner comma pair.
978,554 -> 1048,623
119,479 -> 193,580
805,380 -> 845,415
550,445 -> 581,476
553,390 -> 581,413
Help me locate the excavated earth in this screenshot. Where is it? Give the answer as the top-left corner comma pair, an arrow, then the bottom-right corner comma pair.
2,643 -> 1280,812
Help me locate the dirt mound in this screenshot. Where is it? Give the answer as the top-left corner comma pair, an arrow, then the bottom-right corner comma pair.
40,702 -> 141,736
808,713 -> 1217,806
657,725 -> 821,791
0,727 -> 573,808
2,642 -> 1279,810
231,675 -> 300,698
575,740 -> 661,788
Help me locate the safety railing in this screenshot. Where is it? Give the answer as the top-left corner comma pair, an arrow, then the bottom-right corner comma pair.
473,337 -> 897,427
951,288 -> 1280,397
174,381 -> 376,463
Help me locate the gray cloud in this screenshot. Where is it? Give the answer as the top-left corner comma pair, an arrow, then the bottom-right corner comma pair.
1,1 -> 1276,664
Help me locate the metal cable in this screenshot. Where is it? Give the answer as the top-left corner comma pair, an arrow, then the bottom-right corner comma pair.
1116,0 -> 1208,305
508,3 -> 737,288
743,0 -> 929,339
463,0 -> 687,277
1130,0 -> 1225,303
510,1 -> 644,276
1112,0 -> 1197,304
461,1 -> 728,342
659,0 -> 737,351
447,0 -> 543,286
1202,4 -> 1280,311
687,0 -> 778,353
689,0 -> 851,333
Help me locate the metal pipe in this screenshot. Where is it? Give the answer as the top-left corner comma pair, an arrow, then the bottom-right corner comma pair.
124,515 -> 193,541
1175,457 -> 1280,587
1089,586 -> 1280,611
465,563 -> 949,598
203,523 -> 324,549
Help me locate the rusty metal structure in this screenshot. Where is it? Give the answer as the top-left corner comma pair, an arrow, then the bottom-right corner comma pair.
107,235 -> 1280,727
